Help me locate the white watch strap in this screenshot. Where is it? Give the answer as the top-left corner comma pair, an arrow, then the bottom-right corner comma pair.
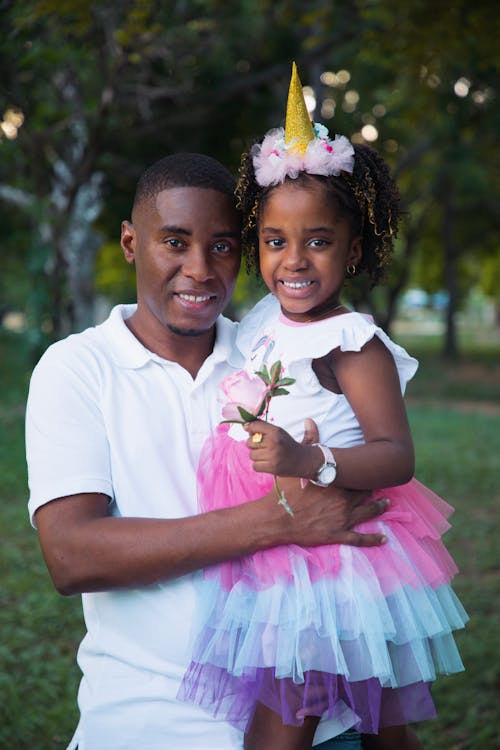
314,443 -> 336,467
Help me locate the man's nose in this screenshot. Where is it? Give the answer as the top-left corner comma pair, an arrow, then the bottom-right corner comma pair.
182,247 -> 214,281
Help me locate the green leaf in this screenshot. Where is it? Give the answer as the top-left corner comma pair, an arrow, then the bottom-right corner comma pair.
276,377 -> 295,387
270,360 -> 282,383
271,388 -> 290,396
255,366 -> 271,385
256,399 -> 268,417
237,406 -> 258,422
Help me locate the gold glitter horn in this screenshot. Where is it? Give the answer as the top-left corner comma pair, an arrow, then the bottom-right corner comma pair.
284,61 -> 315,155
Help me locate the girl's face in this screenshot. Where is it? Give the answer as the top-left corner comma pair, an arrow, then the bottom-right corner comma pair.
258,180 -> 361,322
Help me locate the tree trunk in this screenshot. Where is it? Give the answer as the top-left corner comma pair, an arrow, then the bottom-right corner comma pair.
65,172 -> 104,333
47,154 -> 105,337
442,183 -> 459,360
378,214 -> 424,334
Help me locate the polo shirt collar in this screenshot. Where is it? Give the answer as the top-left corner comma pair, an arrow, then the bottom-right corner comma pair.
102,304 -> 239,370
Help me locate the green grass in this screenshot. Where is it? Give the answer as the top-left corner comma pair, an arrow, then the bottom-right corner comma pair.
395,327 -> 500,748
408,406 -> 499,750
0,332 -> 83,748
1,328 -> 499,748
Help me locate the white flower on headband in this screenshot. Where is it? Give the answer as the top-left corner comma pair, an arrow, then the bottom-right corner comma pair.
252,123 -> 355,188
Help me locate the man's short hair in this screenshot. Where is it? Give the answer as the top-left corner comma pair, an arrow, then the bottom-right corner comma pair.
133,153 -> 236,214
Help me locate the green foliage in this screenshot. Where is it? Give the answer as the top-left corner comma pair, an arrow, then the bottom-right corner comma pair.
228,267 -> 267,320
480,252 -> 500,303
95,241 -> 136,304
0,0 -> 499,348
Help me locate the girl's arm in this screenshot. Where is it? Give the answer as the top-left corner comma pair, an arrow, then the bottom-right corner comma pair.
245,336 -> 414,490
328,336 -> 414,489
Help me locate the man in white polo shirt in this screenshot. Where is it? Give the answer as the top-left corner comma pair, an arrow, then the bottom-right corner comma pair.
26,153 -> 387,750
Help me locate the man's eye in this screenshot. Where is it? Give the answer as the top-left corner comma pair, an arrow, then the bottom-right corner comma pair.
213,241 -> 231,254
163,238 -> 183,249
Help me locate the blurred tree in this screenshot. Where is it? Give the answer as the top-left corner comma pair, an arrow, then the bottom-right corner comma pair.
0,0 -> 498,359
348,0 -> 500,356
1,1 -> 130,345
0,0 -> 352,342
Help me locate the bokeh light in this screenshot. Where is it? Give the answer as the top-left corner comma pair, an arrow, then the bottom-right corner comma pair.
0,108 -> 24,140
454,77 -> 471,97
361,124 -> 379,142
303,85 -> 316,115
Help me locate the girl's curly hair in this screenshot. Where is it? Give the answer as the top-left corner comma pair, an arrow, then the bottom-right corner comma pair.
235,142 -> 400,287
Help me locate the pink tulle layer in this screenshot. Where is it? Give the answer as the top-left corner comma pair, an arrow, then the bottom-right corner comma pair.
199,424 -> 458,595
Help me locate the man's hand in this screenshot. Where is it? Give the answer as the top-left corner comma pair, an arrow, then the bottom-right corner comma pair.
271,477 -> 389,548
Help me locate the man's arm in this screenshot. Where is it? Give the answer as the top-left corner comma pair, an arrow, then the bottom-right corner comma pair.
35,484 -> 388,596
28,347 -> 388,596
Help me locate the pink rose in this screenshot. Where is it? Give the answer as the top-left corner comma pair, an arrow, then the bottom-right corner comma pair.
220,370 -> 270,422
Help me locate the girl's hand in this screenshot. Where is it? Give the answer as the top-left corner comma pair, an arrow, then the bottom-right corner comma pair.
244,421 -> 321,479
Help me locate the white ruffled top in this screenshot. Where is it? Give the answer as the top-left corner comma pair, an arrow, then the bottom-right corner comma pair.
233,294 -> 418,448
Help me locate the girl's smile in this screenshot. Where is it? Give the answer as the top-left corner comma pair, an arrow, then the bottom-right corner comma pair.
258,179 -> 361,323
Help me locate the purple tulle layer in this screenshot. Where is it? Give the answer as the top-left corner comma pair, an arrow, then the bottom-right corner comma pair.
178,664 -> 436,733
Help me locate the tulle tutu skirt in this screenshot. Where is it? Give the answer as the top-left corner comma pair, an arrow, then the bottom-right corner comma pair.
178,424 -> 468,733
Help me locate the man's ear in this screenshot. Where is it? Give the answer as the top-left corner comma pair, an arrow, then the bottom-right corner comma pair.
121,221 -> 136,264
348,236 -> 362,268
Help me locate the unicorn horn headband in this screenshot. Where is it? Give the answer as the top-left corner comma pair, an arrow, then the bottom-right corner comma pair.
285,61 -> 315,154
252,61 -> 354,187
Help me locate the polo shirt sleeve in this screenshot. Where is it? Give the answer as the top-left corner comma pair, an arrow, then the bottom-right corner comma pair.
26,338 -> 113,527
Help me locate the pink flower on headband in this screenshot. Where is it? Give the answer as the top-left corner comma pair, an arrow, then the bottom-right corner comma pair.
252,123 -> 354,187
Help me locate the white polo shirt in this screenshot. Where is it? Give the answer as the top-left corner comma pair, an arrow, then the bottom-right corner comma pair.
26,304 -> 244,750
26,304 -> 353,749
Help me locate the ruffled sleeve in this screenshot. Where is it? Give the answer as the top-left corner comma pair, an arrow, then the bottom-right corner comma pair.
336,313 -> 418,392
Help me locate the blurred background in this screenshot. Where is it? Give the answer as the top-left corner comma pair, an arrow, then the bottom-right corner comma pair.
0,1 -> 498,748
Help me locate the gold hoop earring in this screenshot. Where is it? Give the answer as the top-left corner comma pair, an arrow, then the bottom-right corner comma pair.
346,264 -> 356,276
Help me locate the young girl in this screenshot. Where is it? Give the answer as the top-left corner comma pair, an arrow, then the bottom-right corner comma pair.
178,64 -> 467,750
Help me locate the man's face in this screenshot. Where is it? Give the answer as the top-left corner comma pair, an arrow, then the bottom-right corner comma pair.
121,187 -> 241,342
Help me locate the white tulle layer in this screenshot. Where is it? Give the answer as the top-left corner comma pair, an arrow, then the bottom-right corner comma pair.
190,555 -> 467,689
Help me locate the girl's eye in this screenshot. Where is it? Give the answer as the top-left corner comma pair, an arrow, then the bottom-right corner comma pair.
267,238 -> 284,248
308,238 -> 328,248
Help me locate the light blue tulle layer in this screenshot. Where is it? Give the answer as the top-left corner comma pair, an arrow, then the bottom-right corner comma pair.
189,555 -> 468,689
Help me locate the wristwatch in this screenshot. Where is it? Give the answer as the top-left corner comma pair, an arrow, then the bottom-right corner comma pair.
311,444 -> 337,487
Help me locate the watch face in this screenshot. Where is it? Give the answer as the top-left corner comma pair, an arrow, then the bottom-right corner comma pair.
318,463 -> 336,485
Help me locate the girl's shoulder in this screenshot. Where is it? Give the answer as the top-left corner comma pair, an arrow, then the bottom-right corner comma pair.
237,298 -> 418,390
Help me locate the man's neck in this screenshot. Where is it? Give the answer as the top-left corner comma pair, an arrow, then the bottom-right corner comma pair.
125,313 -> 216,379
